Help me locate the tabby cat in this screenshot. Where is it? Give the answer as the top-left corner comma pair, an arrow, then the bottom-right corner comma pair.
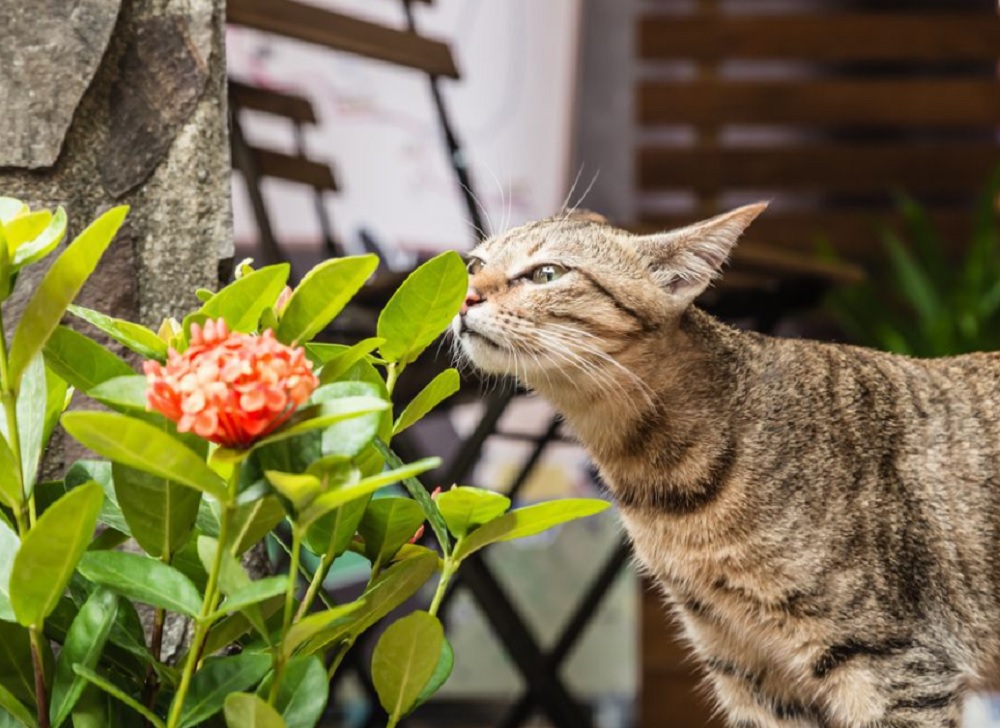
452,203 -> 1000,727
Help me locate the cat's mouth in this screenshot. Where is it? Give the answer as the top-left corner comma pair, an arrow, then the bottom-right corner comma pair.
460,325 -> 503,350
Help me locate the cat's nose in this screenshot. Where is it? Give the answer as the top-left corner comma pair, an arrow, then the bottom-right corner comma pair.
460,288 -> 483,316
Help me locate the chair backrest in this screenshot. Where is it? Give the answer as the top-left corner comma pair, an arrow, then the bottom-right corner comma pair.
636,3 -> 1000,260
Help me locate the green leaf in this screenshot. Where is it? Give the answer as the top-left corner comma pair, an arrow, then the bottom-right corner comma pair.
377,251 -> 468,365
276,255 -> 379,343
195,536 -> 249,596
228,496 -> 286,555
214,577 -> 287,617
358,497 -> 425,565
304,496 -> 369,560
453,498 -> 611,562
200,264 -> 289,333
0,621 -> 34,706
65,462 -> 130,536
435,486 -> 510,538
10,482 -> 103,626
413,637 -> 454,710
72,666 -> 165,728
0,681 -> 35,727
0,521 -> 18,622
4,210 -> 52,251
281,600 -> 366,659
371,611 -> 444,721
77,551 -> 202,617
86,375 -> 149,412
201,596 -> 283,658
313,338 -> 384,383
61,412 -> 227,501
113,462 -> 202,559
0,433 -> 21,510
223,693 -> 286,728
254,396 -> 390,448
0,199 -> 27,224
67,305 -> 167,361
375,441 -> 450,555
66,685 -> 106,728
264,471 -> 323,513
298,458 -> 440,528
263,656 -> 326,728
393,368 -> 460,436
15,354 -> 46,496
42,365 -> 70,452
50,589 -> 119,727
43,326 -> 134,394
11,206 -> 66,271
9,206 -> 128,389
179,652 -> 272,728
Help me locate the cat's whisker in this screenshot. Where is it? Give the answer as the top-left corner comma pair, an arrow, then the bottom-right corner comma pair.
569,168 -> 600,214
560,164 -> 585,216
459,179 -> 495,237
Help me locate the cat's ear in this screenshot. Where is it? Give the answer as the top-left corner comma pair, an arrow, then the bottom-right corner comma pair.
634,202 -> 767,301
563,208 -> 610,225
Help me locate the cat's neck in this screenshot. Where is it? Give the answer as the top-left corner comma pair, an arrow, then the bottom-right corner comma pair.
529,308 -> 751,502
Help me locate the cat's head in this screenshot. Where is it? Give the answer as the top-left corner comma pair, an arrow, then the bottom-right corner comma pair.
451,203 -> 766,391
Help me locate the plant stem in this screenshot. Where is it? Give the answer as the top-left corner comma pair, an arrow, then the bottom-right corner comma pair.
384,362 -> 399,395
29,627 -> 50,728
165,470 -> 238,728
0,315 -> 28,529
269,525 -> 303,705
295,551 -> 330,622
428,541 -> 461,618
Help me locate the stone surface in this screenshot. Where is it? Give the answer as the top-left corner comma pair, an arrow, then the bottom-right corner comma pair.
0,0 -> 122,168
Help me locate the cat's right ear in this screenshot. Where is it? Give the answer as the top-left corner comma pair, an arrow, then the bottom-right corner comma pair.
634,203 -> 767,303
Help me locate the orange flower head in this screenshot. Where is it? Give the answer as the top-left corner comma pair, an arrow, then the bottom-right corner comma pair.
143,318 -> 318,449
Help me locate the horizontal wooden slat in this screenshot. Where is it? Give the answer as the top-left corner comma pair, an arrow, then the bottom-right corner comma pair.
639,210 -> 976,260
638,144 -> 1000,194
244,147 -> 337,190
639,80 -> 1000,127
639,15 -> 1000,61
228,0 -> 459,78
229,81 -> 317,124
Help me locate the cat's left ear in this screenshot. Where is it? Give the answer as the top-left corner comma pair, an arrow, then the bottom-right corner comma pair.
634,202 -> 768,302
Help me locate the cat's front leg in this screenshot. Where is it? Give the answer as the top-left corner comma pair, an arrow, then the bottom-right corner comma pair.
705,656 -> 823,728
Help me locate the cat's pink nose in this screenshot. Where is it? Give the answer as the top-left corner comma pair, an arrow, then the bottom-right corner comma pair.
460,289 -> 482,315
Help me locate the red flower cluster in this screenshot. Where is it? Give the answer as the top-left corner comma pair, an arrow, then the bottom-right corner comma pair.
144,319 -> 318,449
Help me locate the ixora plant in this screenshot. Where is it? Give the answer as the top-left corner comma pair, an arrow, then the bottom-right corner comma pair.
0,199 -> 609,728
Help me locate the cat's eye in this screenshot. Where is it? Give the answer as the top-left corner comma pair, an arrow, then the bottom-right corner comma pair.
531,264 -> 568,285
467,257 -> 485,275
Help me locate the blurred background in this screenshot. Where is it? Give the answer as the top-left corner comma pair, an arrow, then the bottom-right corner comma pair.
225,0 -> 1000,725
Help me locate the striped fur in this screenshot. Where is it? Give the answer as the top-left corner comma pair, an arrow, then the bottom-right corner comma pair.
453,206 -> 1000,727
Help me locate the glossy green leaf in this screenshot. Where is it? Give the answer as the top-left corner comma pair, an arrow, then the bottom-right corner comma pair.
304,550 -> 439,656
50,589 -> 119,727
298,457 -> 439,528
61,412 -> 227,501
372,611 -> 444,721
264,471 -> 322,513
196,536 -> 249,596
10,482 -> 103,626
9,205 -> 128,389
43,326 -> 134,394
41,365 -> 70,452
66,685 -> 106,728
223,693 -> 286,728
377,251 -> 467,365
72,666 -> 165,728
11,206 -> 66,270
11,354 -> 46,498
65,461 -> 130,536
3,210 -> 51,250
453,498 -> 611,562
262,656 -> 326,728
358,497 -> 425,566
276,255 -> 379,343
200,264 -> 289,333
413,637 -> 454,710
214,577 -> 287,617
67,305 -> 167,360
435,486 -> 510,538
0,521 -> 18,622
0,622 -> 34,706
281,600 -> 365,659
0,433 -> 21,510
87,375 -> 149,413
113,462 -> 201,558
313,337 -> 384,382
229,496 -> 286,555
393,368 -> 460,436
375,441 -> 450,555
179,652 -> 272,728
0,681 -> 35,727
77,551 -> 202,617
304,495 -> 369,560
254,396 -> 389,448
0,222 -> 11,300
201,595 -> 284,658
